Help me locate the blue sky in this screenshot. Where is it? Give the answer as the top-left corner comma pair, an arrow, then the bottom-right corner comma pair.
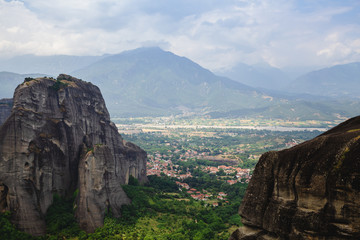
0,0 -> 359,71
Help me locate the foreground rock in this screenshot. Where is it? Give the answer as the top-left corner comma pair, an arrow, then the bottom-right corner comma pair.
0,98 -> 12,126
0,75 -> 147,235
231,116 -> 360,240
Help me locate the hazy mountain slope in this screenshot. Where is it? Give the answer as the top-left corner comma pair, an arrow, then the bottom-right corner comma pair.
73,47 -> 277,117
290,62 -> 360,97
1,48 -> 359,120
71,47 -> 360,120
216,62 -> 291,90
0,72 -> 47,98
0,55 -> 106,76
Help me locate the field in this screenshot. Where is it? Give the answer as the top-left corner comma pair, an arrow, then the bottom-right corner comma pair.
116,117 -> 328,169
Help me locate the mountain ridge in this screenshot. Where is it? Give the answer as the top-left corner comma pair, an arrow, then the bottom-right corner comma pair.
72,47 -> 270,117
1,47 -> 360,120
290,62 -> 360,98
0,55 -> 107,75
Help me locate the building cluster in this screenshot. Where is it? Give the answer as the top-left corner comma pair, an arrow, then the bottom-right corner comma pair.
146,151 -> 252,206
146,157 -> 193,179
146,152 -> 252,183
204,165 -> 252,184
174,182 -> 229,206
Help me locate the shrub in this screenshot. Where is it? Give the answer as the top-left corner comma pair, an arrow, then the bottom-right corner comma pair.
45,193 -> 84,237
51,80 -> 68,91
0,212 -> 35,240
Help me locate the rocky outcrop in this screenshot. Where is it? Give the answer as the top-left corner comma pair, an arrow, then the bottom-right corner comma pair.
0,98 -> 13,126
0,75 -> 147,235
231,116 -> 360,240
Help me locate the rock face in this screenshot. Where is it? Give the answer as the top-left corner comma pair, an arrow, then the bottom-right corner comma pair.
0,98 -> 13,126
0,75 -> 147,236
231,116 -> 360,240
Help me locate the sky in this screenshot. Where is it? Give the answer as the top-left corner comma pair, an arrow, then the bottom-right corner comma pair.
0,0 -> 360,72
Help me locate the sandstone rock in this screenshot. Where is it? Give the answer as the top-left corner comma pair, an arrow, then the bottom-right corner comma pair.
0,75 -> 147,235
0,98 -> 12,126
232,116 -> 360,239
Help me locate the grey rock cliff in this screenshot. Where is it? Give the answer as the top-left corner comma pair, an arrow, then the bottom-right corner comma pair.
0,98 -> 12,126
0,74 -> 147,235
230,116 -> 360,240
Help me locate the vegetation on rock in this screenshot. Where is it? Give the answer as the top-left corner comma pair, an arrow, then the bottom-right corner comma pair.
51,79 -> 69,91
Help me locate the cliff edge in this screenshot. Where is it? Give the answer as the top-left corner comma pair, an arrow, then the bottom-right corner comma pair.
0,75 -> 147,235
231,116 -> 360,240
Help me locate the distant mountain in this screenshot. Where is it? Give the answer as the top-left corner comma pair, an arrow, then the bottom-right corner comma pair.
216,62 -> 291,91
72,47 -> 360,120
0,72 -> 48,98
289,62 -> 360,98
0,55 -> 106,75
0,48 -> 359,120
73,47 -> 278,117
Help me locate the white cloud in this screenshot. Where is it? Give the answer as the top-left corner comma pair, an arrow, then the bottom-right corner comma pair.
0,0 -> 360,70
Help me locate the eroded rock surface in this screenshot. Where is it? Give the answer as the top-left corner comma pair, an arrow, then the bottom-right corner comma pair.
231,116 -> 360,240
0,75 -> 147,235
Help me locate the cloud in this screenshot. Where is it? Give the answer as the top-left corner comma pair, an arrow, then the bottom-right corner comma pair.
0,0 -> 360,71
0,1 -> 57,56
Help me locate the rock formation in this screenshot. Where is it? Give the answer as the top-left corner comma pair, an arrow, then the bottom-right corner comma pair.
0,98 -> 13,126
231,116 -> 360,240
0,75 -> 147,236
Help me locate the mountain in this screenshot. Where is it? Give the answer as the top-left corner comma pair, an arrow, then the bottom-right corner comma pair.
0,48 -> 359,120
0,75 -> 147,235
0,72 -> 48,98
289,62 -> 360,98
0,55 -> 106,76
231,115 -> 360,239
72,47 -> 279,117
72,47 -> 360,120
216,62 -> 291,91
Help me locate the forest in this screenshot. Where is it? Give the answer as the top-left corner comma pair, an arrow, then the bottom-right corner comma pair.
0,176 -> 247,240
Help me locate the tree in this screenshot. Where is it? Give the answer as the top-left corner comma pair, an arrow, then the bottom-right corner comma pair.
216,168 -> 226,176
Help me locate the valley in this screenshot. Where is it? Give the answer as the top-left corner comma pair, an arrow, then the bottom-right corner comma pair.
1,1 -> 360,239
116,117 -> 329,171
0,50 -> 358,238
0,116 -> 330,239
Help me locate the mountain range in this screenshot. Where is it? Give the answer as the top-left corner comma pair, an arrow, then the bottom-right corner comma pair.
0,47 -> 359,120
215,62 -> 291,91
72,48 -> 277,117
0,72 -> 49,98
289,62 -> 360,98
0,55 -> 105,76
